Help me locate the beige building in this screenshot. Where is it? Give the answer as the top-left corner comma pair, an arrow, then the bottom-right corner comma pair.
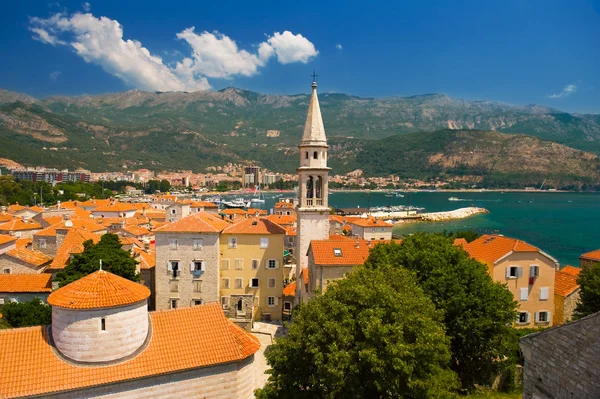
220,217 -> 285,325
0,269 -> 260,398
154,211 -> 229,310
464,234 -> 558,328
348,217 -> 393,241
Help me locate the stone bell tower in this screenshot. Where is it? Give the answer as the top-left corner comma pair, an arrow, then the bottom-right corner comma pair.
296,77 -> 331,288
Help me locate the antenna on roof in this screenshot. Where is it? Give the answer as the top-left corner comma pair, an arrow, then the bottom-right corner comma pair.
99,259 -> 103,271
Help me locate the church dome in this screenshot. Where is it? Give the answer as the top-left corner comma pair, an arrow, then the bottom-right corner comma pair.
49,270 -> 150,363
48,269 -> 150,309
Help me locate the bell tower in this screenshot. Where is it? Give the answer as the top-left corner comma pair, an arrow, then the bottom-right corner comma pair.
296,77 -> 331,291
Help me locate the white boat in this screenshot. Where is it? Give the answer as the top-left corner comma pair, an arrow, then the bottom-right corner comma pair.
448,197 -> 460,201
222,198 -> 248,208
250,185 -> 266,204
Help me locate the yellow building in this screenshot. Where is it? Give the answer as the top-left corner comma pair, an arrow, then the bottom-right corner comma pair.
219,217 -> 285,325
464,234 -> 558,328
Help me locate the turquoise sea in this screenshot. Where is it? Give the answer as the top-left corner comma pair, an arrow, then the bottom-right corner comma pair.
256,191 -> 600,267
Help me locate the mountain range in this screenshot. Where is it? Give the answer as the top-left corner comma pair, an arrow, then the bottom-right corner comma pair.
0,88 -> 599,187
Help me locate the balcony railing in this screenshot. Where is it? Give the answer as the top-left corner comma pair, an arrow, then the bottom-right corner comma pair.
315,199 -> 323,206
306,199 -> 313,206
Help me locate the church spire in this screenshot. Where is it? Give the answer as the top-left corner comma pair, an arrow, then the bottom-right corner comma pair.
301,79 -> 327,146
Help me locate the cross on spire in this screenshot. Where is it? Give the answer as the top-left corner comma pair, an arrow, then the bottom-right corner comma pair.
311,70 -> 318,85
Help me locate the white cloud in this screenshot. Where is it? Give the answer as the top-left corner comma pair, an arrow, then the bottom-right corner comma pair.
82,2 -> 91,12
336,43 -> 343,50
49,70 -> 61,80
28,13 -> 318,92
548,84 -> 577,99
263,31 -> 319,64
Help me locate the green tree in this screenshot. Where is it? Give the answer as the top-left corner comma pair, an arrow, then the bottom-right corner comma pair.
56,233 -> 139,287
159,179 -> 171,192
574,262 -> 600,319
256,267 -> 459,399
442,230 -> 481,243
0,298 -> 52,327
364,234 -> 517,391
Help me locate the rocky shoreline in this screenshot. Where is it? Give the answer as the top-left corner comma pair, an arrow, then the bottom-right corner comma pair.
419,207 -> 489,222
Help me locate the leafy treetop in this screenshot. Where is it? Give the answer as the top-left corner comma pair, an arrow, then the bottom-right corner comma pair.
574,262 -> 600,319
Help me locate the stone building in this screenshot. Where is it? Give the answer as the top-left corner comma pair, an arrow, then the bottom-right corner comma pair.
520,310 -> 600,399
0,273 -> 52,304
0,236 -> 52,274
219,217 -> 285,326
0,269 -> 260,398
0,217 -> 43,238
165,202 -> 191,222
553,265 -> 581,325
154,211 -> 229,310
464,234 -> 558,328
579,248 -> 600,268
295,80 -> 331,301
348,217 -> 393,241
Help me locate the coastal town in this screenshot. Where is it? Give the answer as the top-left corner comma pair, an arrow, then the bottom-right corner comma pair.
0,79 -> 599,398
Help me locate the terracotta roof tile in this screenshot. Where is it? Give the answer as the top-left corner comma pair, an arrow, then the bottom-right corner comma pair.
0,274 -> 52,293
0,213 -> 14,223
0,234 -> 16,246
274,202 -> 294,209
555,266 -> 581,297
78,198 -> 112,208
121,225 -> 151,237
5,248 -> 52,267
221,217 -> 286,235
349,217 -> 392,228
48,270 -> 150,309
247,208 -> 268,216
134,249 -> 156,270
310,239 -> 401,266
155,211 -> 229,233
15,238 -> 31,249
264,214 -> 296,227
42,215 -> 64,226
35,219 -> 105,237
283,282 -> 296,296
221,208 -> 247,215
47,229 -> 101,271
453,238 -> 468,247
0,218 -> 42,232
464,234 -> 542,266
0,303 -> 259,398
92,203 -> 137,213
580,249 -> 600,262
190,201 -> 218,208
6,204 -> 25,213
285,227 -> 297,237
327,234 -> 354,241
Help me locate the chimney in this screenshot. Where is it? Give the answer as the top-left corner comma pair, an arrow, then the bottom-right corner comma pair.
63,213 -> 70,221
22,217 -> 28,223
355,241 -> 360,249
57,200 -> 61,209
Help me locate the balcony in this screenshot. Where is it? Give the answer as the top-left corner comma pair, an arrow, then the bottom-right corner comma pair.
306,199 -> 313,206
315,199 -> 323,206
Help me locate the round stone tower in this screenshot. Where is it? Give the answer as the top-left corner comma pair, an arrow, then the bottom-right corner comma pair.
48,270 -> 151,363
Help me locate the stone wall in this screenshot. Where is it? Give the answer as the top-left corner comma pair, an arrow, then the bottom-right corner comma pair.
52,300 -> 149,363
554,289 -> 580,325
0,254 -> 45,274
155,232 -> 220,310
520,311 -> 600,398
49,355 -> 256,399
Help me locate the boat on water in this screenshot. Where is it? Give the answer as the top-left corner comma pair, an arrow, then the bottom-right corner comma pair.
250,185 -> 266,204
448,197 -> 460,201
204,195 -> 221,204
221,198 -> 249,208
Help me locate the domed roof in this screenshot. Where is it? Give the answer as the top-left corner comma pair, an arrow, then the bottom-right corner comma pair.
48,270 -> 150,310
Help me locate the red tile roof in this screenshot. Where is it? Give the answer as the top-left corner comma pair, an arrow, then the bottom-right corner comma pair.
155,211 -> 229,233
274,202 -> 294,209
580,249 -> 600,262
453,238 -> 468,247
48,270 -> 150,310
283,282 -> 296,296
47,229 -> 101,271
4,248 -> 52,267
35,219 -> 105,237
221,208 -> 247,215
555,266 -> 581,297
247,208 -> 268,216
190,201 -> 218,208
463,234 -> 542,267
0,303 -> 260,398
285,227 -> 297,237
92,203 -> 137,213
0,213 -> 14,223
121,225 -> 151,237
0,274 -> 52,293
221,217 -> 286,235
265,214 -> 296,227
0,218 -> 42,232
0,235 -> 17,246
349,217 -> 392,228
310,239 -> 402,266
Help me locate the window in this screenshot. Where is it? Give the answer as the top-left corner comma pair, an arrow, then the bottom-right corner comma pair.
313,151 -> 318,159
193,239 -> 203,250
536,311 -> 550,323
305,151 -> 309,159
228,237 -> 237,248
221,296 -> 229,309
222,278 -> 230,289
193,300 -> 202,306
171,209 -> 176,215
519,287 -> 528,301
3,268 -> 10,274
170,299 -> 178,309
168,261 -> 180,277
221,259 -> 230,270
517,312 -> 529,324
540,287 -> 549,300
267,259 -> 278,269
100,318 -> 106,331
193,280 -> 202,293
268,278 -> 276,288
235,278 -> 243,289
38,239 -> 46,249
252,259 -> 259,269
191,261 -> 204,276
170,280 -> 179,292
333,248 -> 342,257
284,301 -> 292,311
235,259 -> 244,270
372,228 -> 377,233
169,239 -> 178,249
260,237 -> 269,248
505,266 -> 521,279
267,296 -> 277,306
250,278 -> 259,288
288,237 -> 294,245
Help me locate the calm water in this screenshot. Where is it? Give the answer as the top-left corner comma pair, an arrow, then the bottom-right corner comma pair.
253,191 -> 600,267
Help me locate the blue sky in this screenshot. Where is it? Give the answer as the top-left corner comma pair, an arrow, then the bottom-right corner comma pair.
1,0 -> 599,113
